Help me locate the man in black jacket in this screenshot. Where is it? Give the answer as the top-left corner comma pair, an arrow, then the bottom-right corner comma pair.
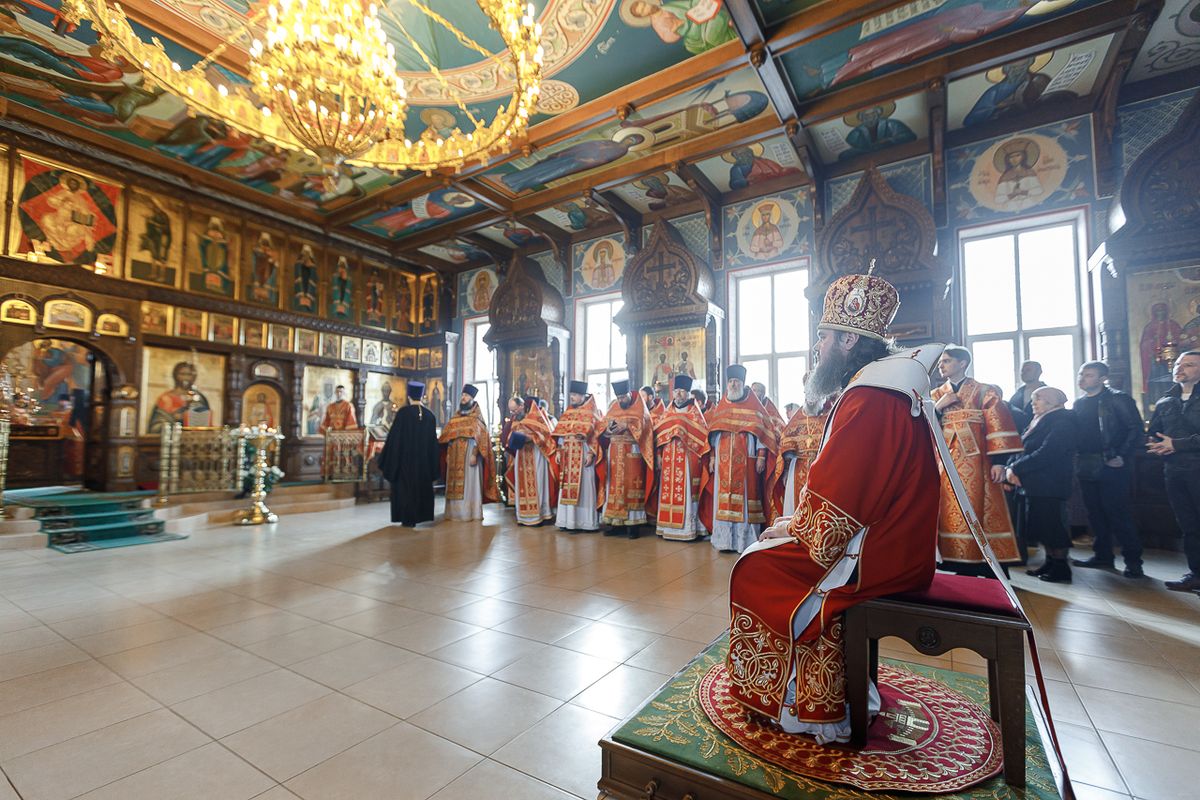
1148,351 -> 1200,592
1009,360 -> 1047,432
1071,361 -> 1145,577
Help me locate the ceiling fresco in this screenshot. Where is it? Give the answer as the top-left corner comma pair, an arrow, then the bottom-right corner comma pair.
809,91 -> 928,163
608,171 -> 694,213
417,241 -> 491,264
476,222 -> 547,248
479,68 -> 774,197
535,196 -> 613,231
693,135 -> 804,193
947,34 -> 1115,130
1128,0 -> 1200,82
350,188 -> 484,240
779,0 -> 1106,101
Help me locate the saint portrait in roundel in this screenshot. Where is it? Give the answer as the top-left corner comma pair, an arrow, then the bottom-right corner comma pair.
843,284 -> 867,317
968,132 -> 1067,214
469,270 -> 495,313
582,239 -> 624,290
734,195 -> 800,265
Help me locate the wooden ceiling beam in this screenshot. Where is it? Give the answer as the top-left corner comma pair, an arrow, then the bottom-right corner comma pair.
767,0 -> 930,52
460,233 -> 512,270
449,179 -> 511,213
673,161 -> 722,266
589,190 -> 642,253
515,214 -> 572,269
927,77 -> 948,226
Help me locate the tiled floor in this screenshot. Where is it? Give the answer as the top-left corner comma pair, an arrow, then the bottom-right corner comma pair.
0,501 -> 1196,800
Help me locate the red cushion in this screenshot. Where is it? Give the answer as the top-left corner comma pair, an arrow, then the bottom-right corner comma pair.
886,573 -> 1020,617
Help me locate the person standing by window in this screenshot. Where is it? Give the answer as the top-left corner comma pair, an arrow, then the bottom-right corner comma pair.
1148,351 -> 1200,592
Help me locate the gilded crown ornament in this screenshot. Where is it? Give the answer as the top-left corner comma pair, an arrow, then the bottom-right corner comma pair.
818,258 -> 900,341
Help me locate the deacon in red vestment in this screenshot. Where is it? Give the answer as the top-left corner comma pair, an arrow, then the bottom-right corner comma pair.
932,346 -> 1023,568
751,381 -> 787,444
601,379 -> 655,538
499,396 -> 522,507
650,375 -> 709,541
505,396 -> 558,525
640,385 -> 666,425
704,365 -> 779,552
766,403 -> 828,521
438,384 -> 498,522
728,271 -> 942,744
553,380 -> 607,532
319,385 -> 358,433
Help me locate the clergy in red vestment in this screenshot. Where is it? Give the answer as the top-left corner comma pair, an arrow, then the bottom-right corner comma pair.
505,396 -> 558,526
932,346 -> 1023,568
727,271 -> 943,744
553,380 -> 606,532
601,379 -> 655,538
651,375 -> 710,541
319,385 -> 358,433
438,385 -> 498,522
640,385 -> 666,425
766,402 -> 828,521
704,365 -> 779,552
499,396 -> 522,507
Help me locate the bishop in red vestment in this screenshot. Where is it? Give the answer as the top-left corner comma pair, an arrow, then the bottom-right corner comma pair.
553,380 -> 606,532
505,396 -> 558,525
601,379 -> 655,537
728,272 -> 942,744
650,375 -> 709,541
705,365 -> 779,552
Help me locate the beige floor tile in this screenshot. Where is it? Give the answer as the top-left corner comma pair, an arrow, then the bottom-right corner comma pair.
375,616 -> 483,654
599,603 -> 694,634
570,664 -> 669,719
625,636 -> 704,675
0,641 -> 90,682
150,590 -> 246,618
493,703 -> 617,799
326,604 -> 433,637
554,621 -> 661,661
492,608 -> 592,643
208,611 -> 320,647
46,606 -> 167,640
1056,721 -> 1128,794
1040,678 -> 1090,727
427,630 -> 548,674
665,613 -> 728,644
0,610 -> 41,636
492,645 -> 617,701
129,649 -> 278,705
285,721 -> 481,800
442,598 -> 530,627
73,742 -> 275,800
289,639 -> 416,689
222,693 -> 396,781
245,625 -> 366,666
1048,629 -> 1167,666
428,759 -> 576,800
343,655 -> 483,719
25,596 -> 139,625
408,678 -> 562,755
1040,610 -> 1142,638
1072,785 -> 1132,800
171,670 -> 332,738
1,708 -> 210,800
72,618 -> 196,657
287,593 -> 384,623
99,633 -> 234,679
0,659 -> 122,717
0,774 -> 17,800
169,599 -> 281,631
250,788 -> 302,800
1058,650 -> 1200,706
0,681 -> 160,760
1076,687 -> 1200,750
0,625 -> 63,654
1100,731 -> 1196,800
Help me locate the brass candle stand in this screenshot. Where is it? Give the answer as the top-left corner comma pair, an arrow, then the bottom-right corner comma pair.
235,423 -> 284,526
491,423 -> 508,505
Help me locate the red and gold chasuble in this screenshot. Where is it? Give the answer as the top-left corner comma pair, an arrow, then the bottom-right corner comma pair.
438,406 -> 498,503
728,387 -> 939,723
766,408 -> 827,521
504,408 -> 559,520
651,400 -> 710,529
931,378 -> 1022,564
552,396 -> 606,508
601,395 -> 655,522
704,392 -> 779,525
319,400 -> 358,433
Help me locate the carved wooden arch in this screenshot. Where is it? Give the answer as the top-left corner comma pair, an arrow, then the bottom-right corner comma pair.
810,167 -> 950,342
615,220 -> 715,329
1108,92 -> 1200,264
484,252 -> 565,347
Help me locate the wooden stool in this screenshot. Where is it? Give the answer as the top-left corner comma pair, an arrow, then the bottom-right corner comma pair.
843,573 -> 1031,788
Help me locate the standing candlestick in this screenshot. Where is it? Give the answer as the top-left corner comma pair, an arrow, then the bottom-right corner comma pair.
236,423 -> 284,525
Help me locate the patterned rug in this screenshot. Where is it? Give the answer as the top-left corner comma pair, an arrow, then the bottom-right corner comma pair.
613,635 -> 1061,799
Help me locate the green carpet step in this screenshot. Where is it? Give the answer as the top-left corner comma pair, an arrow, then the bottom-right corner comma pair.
16,491 -> 153,509
34,501 -> 147,518
38,508 -> 157,530
50,533 -> 188,554
47,518 -> 166,547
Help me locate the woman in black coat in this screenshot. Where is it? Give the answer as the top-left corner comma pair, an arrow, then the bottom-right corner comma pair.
1006,387 -> 1078,583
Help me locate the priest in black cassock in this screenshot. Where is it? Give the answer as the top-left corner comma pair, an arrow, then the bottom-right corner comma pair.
379,380 -> 440,527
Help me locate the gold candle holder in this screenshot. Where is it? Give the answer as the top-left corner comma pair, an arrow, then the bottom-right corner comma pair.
236,423 -> 285,526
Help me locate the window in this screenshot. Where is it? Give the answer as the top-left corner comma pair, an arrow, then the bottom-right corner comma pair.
578,296 -> 626,407
731,266 -> 809,409
959,217 -> 1084,399
463,317 -> 499,429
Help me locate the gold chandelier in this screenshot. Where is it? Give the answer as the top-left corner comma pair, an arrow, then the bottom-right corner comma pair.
61,0 -> 543,179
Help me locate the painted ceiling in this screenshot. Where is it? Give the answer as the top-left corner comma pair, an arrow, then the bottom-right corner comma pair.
0,0 -> 1194,262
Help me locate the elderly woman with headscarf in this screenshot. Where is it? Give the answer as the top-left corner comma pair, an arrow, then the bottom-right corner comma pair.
1005,387 -> 1078,583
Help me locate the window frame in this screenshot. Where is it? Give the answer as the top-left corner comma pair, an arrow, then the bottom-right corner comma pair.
726,258 -> 811,408
956,208 -> 1089,394
462,314 -> 499,429
572,291 -> 627,408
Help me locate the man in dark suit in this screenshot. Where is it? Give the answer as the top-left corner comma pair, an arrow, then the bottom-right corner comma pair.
1009,360 -> 1046,432
1148,351 -> 1200,592
1006,387 -> 1078,583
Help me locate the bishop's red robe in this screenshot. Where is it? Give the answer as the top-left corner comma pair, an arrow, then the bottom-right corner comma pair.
728,386 -> 939,725
505,407 -> 559,525
932,378 -> 1023,564
650,398 -> 709,540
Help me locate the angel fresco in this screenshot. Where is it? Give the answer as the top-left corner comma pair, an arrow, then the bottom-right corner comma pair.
619,0 -> 738,55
